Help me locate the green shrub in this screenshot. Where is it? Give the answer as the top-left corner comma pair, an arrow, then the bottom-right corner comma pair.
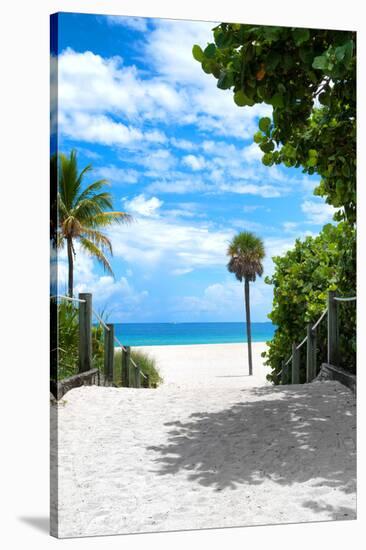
57,300 -> 79,379
113,348 -> 163,388
55,299 -> 105,381
263,222 -> 356,384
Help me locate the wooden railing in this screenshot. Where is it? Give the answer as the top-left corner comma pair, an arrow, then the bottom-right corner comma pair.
50,292 -> 149,398
280,290 -> 356,385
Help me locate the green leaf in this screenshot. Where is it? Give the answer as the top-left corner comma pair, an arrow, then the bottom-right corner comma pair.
217,71 -> 233,90
262,152 -> 274,166
259,117 -> 271,133
234,89 -> 253,106
260,140 -> 275,153
293,28 -> 310,46
271,93 -> 284,108
204,43 -> 217,59
192,44 -> 204,62
202,60 -> 213,74
266,51 -> 281,71
253,131 -> 263,143
312,54 -> 328,70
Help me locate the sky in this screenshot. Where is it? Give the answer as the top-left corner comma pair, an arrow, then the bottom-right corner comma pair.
52,12 -> 336,323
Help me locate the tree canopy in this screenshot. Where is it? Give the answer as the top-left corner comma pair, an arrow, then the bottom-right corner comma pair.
193,25 -> 356,222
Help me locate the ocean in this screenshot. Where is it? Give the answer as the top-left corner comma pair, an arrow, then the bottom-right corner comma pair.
113,322 -> 276,347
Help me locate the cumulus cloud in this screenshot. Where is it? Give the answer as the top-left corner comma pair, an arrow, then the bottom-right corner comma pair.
182,154 -> 206,171
93,165 -> 140,184
124,194 -> 163,217
104,15 -> 149,32
57,242 -> 148,315
301,200 -> 337,224
59,112 -> 157,147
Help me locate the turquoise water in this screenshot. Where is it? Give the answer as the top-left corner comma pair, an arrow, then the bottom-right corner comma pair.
113,322 -> 276,347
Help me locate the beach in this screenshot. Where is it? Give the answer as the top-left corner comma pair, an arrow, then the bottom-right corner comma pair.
137,342 -> 270,388
52,341 -> 356,538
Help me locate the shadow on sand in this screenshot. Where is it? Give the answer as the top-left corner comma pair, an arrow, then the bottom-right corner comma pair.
147,384 -> 356,519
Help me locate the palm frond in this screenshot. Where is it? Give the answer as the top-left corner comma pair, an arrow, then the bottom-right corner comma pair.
80,227 -> 113,254
59,150 -> 80,209
75,179 -> 109,204
79,237 -> 114,275
227,231 -> 265,282
89,211 -> 133,227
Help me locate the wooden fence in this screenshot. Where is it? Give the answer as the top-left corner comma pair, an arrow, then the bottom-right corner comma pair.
280,290 -> 356,385
51,292 -> 148,399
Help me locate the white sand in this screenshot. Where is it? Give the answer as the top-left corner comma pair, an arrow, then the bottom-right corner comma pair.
137,342 -> 271,389
52,342 -> 356,538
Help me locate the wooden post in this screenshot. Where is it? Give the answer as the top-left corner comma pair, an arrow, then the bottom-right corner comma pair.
292,342 -> 300,384
104,323 -> 114,383
328,291 -> 339,366
125,346 -> 132,387
122,347 -> 130,387
312,328 -> 317,379
121,347 -> 125,387
281,361 -> 286,385
306,323 -> 314,382
78,293 -> 92,373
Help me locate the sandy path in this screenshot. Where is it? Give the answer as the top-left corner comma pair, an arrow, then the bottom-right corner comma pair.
136,342 -> 271,389
53,370 -> 356,537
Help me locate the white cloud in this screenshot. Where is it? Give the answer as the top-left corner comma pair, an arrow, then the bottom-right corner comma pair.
124,194 -> 163,217
104,15 -> 148,32
93,165 -> 139,184
182,154 -> 206,171
139,148 -> 176,173
219,182 -> 282,198
57,242 -> 148,315
282,221 -> 298,232
172,278 -> 273,321
58,48 -> 185,120
170,138 -> 195,151
57,22 -> 271,148
301,200 -> 337,224
147,174 -> 210,194
144,19 -> 272,139
108,217 -> 232,274
60,112 -> 142,146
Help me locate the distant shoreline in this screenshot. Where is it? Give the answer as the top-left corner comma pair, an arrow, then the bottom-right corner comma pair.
111,321 -> 275,347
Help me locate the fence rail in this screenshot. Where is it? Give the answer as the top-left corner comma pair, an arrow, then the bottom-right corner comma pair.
51,293 -> 149,396
280,290 -> 356,385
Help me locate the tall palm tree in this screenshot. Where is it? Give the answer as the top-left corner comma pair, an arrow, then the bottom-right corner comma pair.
227,232 -> 265,375
57,150 -> 131,296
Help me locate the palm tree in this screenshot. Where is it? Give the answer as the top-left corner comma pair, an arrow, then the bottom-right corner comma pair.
57,150 -> 131,296
227,231 -> 265,375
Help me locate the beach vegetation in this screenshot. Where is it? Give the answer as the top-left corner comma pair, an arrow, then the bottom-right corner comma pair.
54,299 -> 106,381
263,222 -> 356,383
227,231 -> 265,375
114,348 -> 163,388
56,149 -> 131,296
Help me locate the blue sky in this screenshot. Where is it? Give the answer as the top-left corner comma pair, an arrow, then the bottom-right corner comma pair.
53,12 -> 335,323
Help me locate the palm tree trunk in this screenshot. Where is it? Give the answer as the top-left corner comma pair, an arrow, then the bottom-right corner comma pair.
244,278 -> 253,375
67,237 -> 74,297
